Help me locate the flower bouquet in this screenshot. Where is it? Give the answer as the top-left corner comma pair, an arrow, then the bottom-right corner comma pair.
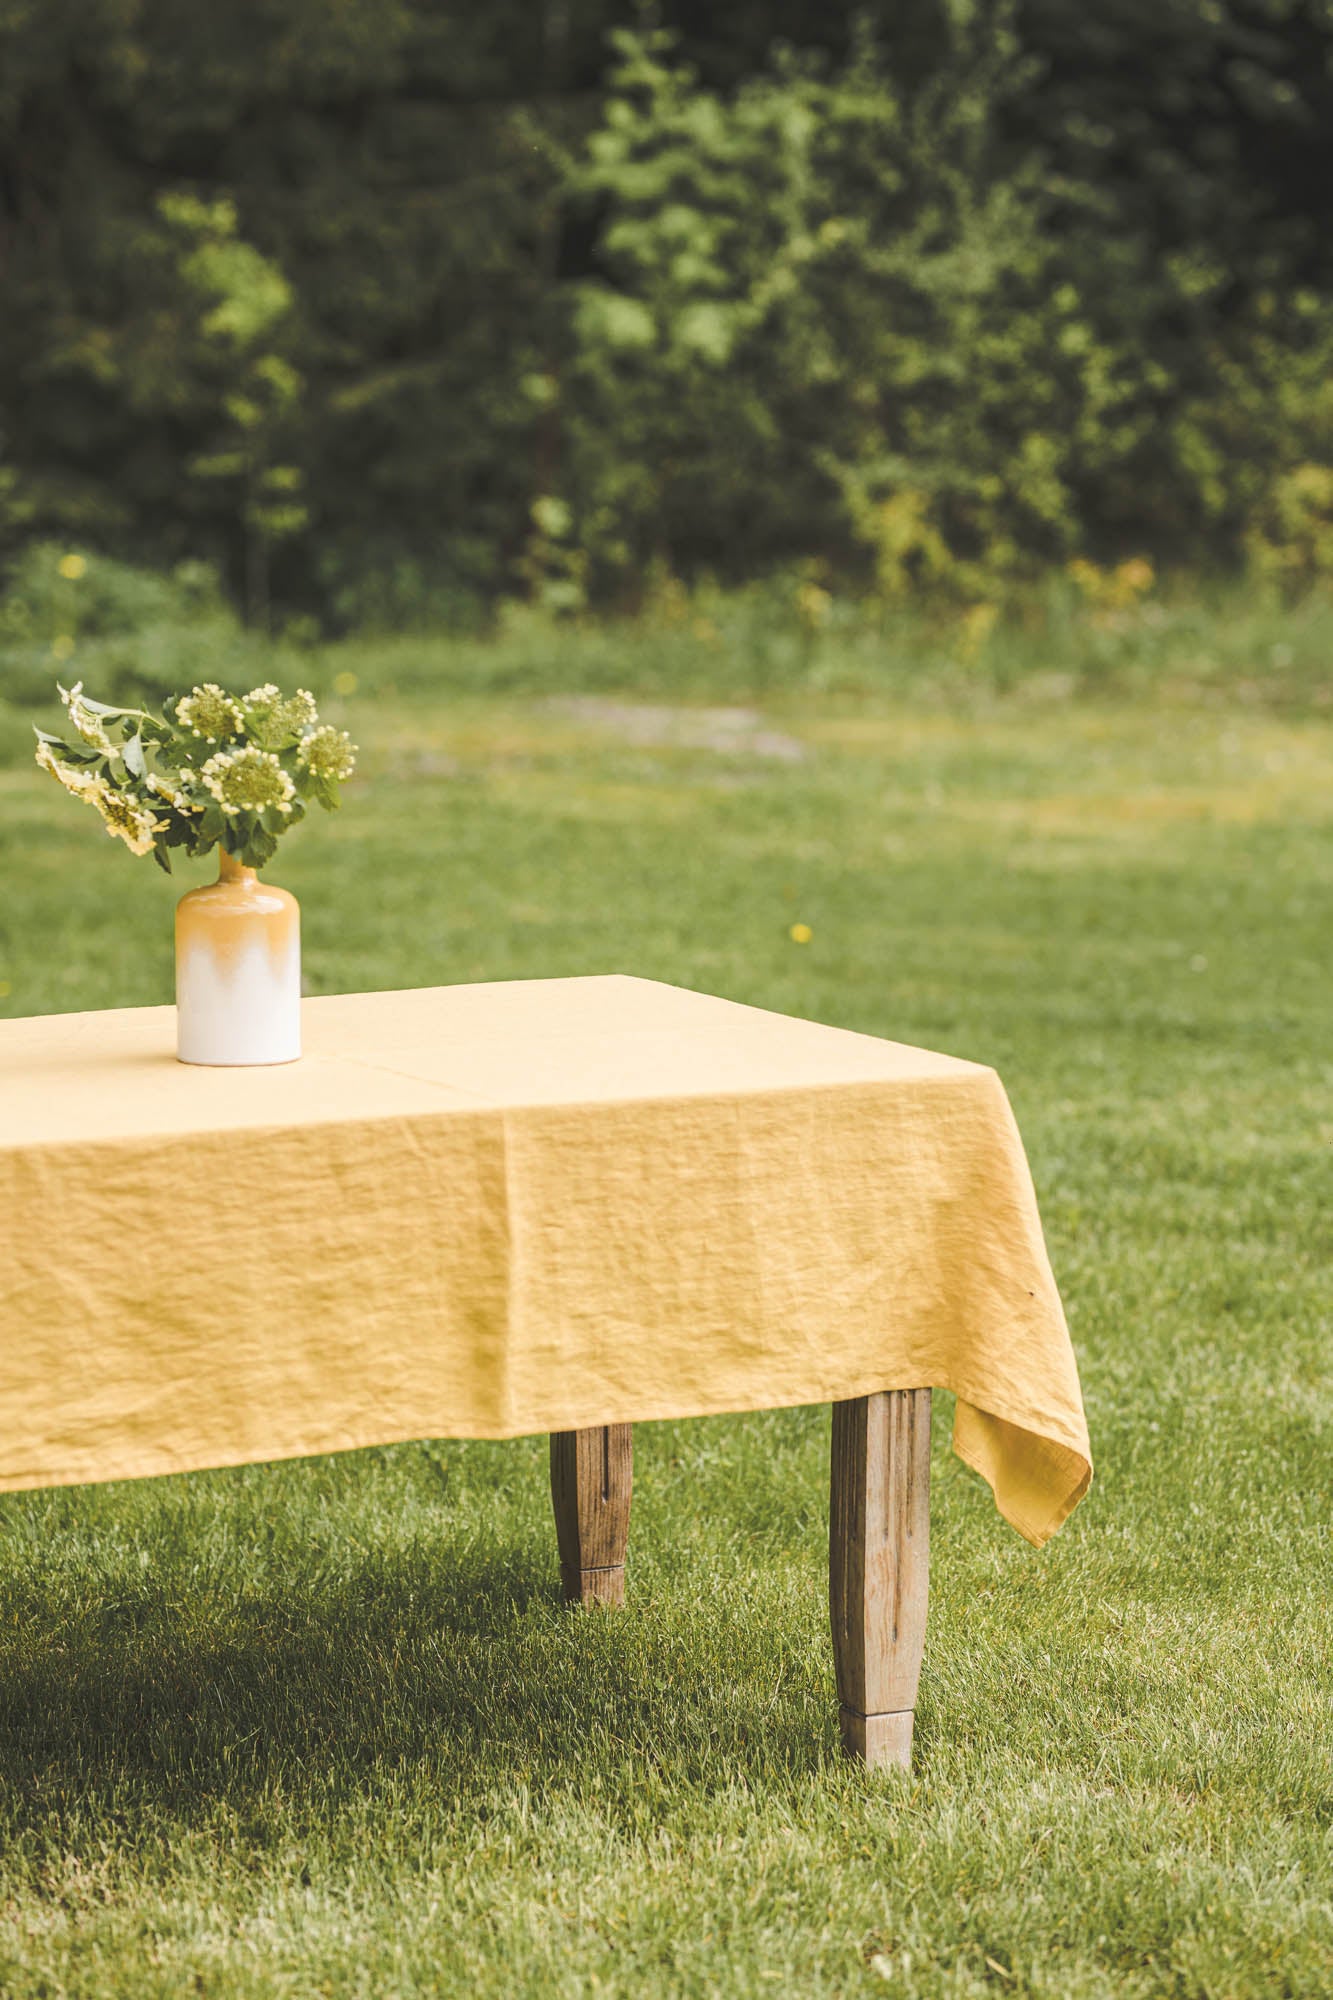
35,680 -> 357,1066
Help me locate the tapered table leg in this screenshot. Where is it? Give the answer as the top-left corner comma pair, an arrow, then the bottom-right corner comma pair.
550,1425 -> 633,1606
830,1390 -> 931,1769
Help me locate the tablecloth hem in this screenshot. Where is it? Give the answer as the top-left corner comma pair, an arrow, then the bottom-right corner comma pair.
1,1378 -> 1092,1549
951,1407 -> 1092,1548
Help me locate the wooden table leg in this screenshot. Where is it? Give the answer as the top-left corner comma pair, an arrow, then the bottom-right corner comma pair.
550,1425 -> 633,1606
830,1389 -> 931,1770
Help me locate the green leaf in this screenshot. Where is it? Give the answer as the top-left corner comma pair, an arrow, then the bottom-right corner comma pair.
196,803 -> 226,847
123,733 -> 146,778
223,394 -> 263,431
245,715 -> 300,753
187,451 -> 248,482
238,822 -> 279,869
260,463 -> 303,493
532,494 -> 573,539
152,843 -> 173,875
246,501 -> 309,542
75,695 -> 146,719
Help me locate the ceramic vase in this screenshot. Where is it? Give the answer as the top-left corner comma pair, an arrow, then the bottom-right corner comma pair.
175,849 -> 301,1066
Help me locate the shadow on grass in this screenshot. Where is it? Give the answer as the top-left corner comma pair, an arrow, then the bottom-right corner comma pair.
0,1537 -> 842,1828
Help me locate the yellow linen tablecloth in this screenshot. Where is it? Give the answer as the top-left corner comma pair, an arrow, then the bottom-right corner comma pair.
0,977 -> 1091,1544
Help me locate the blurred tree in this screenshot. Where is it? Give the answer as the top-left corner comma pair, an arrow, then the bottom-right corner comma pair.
158,192 -> 308,627
561,23 -> 1131,596
0,0 -> 1330,617
1009,0 -> 1333,290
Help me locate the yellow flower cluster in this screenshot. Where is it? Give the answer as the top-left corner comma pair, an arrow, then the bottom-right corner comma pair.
959,602 -> 1000,661
1066,556 -> 1155,612
796,581 -> 833,628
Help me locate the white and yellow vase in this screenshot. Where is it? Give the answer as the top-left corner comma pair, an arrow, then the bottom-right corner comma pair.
175,850 -> 301,1066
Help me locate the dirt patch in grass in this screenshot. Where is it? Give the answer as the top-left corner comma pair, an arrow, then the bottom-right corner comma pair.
543,697 -> 808,762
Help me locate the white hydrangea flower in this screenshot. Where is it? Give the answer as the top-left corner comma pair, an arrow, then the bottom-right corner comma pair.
93,788 -> 167,856
297,725 -> 357,782
176,683 -> 243,742
147,771 -> 201,814
242,682 -> 319,743
290,687 -> 319,729
200,745 -> 296,816
35,738 -> 106,801
58,681 -> 114,754
37,739 -> 165,854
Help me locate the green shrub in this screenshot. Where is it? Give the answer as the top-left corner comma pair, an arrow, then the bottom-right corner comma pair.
0,544 -> 259,708
562,25 -> 1103,597
556,25 -> 1333,603
2,6 -> 1333,617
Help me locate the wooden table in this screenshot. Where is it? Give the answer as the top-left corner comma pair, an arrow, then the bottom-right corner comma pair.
553,1391 -> 930,1768
2,979 -> 1090,1774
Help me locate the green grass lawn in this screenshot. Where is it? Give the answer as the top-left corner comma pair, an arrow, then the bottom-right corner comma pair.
0,675 -> 1330,1997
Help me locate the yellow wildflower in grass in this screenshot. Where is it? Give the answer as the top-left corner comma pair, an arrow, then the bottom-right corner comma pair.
960,602 -> 1000,661
789,922 -> 813,944
176,683 -> 244,742
58,553 -> 87,581
1066,554 -> 1155,612
58,681 -> 114,754
796,581 -> 832,628
332,670 -> 359,697
1115,556 -> 1155,599
297,725 -> 357,783
51,634 -> 76,661
200,746 -> 296,816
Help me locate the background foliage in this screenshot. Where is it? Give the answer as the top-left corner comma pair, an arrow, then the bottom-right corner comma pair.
2,0 -> 1333,625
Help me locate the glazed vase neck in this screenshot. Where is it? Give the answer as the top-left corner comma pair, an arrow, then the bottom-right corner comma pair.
217,849 -> 257,888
